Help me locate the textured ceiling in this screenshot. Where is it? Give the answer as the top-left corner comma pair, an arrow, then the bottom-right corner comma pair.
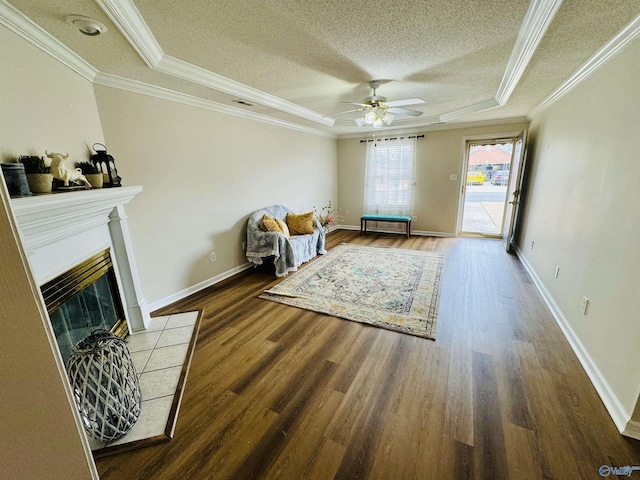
5,0 -> 640,136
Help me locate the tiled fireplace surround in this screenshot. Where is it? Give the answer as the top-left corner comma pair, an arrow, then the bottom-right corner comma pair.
12,187 -> 193,452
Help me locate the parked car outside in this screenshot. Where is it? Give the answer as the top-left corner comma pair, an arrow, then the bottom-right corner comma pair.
466,171 -> 485,185
491,170 -> 510,185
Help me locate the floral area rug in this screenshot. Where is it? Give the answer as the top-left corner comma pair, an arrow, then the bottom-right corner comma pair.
259,243 -> 445,339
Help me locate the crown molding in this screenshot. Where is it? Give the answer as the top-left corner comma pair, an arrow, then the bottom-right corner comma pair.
94,73 -> 336,139
440,98 -> 500,123
0,0 -> 98,81
496,0 -> 563,105
95,0 -> 163,67
156,56 -> 335,127
336,116 -> 529,140
529,14 -> 640,119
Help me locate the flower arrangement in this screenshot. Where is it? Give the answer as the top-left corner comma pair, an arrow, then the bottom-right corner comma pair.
314,200 -> 346,228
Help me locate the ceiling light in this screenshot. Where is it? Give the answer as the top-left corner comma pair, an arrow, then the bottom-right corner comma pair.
364,111 -> 376,124
65,15 -> 108,36
355,106 -> 394,129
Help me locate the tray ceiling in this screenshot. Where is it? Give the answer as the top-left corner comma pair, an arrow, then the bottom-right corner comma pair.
3,0 -> 640,136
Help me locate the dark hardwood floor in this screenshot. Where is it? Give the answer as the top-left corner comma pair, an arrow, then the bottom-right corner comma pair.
96,230 -> 640,479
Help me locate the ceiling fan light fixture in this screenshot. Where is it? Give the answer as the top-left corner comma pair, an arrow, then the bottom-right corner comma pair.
65,15 -> 107,36
338,80 -> 423,129
364,111 -> 376,124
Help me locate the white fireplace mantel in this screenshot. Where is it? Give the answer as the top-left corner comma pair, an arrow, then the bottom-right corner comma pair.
11,186 -> 151,332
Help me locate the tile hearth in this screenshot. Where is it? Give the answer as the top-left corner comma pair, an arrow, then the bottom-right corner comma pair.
87,311 -> 200,454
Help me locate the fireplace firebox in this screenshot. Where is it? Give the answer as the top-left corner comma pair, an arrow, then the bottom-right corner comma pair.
41,248 -> 128,362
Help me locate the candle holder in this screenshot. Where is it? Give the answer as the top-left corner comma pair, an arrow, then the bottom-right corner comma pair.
90,143 -> 121,188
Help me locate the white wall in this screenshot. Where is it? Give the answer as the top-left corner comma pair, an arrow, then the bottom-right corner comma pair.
0,25 -> 99,479
337,122 -> 529,234
93,85 -> 337,305
517,36 -> 640,430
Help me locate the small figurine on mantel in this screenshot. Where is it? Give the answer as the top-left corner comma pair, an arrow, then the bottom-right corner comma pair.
46,150 -> 91,189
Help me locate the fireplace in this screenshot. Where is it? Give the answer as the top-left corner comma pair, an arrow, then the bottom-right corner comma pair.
41,248 -> 128,361
10,186 -> 150,361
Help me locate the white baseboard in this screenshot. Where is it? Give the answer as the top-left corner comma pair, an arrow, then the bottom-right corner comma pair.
337,225 -> 454,238
514,246 -> 638,439
623,419 -> 640,439
148,262 -> 254,313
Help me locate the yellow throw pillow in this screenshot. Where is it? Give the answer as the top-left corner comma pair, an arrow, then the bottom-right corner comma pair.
286,211 -> 315,235
274,217 -> 291,239
260,214 -> 282,234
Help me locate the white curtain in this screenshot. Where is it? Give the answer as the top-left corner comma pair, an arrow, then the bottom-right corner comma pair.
363,137 -> 417,219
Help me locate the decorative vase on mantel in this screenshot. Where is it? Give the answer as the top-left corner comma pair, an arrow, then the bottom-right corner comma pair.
18,155 -> 52,194
26,173 -> 53,193
85,173 -> 104,189
1,163 -> 31,197
75,161 -> 103,189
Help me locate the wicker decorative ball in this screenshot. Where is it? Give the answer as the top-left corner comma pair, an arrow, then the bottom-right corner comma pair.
66,330 -> 141,442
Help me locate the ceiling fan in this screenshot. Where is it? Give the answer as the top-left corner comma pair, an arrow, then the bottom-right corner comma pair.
333,80 -> 425,128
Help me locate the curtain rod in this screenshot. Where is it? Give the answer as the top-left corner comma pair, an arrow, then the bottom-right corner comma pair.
360,134 -> 424,143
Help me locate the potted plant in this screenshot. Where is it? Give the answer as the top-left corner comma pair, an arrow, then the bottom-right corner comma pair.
76,161 -> 103,189
18,155 -> 53,193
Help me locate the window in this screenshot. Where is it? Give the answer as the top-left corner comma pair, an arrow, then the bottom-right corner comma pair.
363,137 -> 417,216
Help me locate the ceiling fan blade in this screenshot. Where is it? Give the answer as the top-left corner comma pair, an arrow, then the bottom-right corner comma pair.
341,102 -> 370,107
323,108 -> 365,118
385,98 -> 425,108
387,107 -> 423,117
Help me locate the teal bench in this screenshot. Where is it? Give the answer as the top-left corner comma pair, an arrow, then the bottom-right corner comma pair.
360,214 -> 412,238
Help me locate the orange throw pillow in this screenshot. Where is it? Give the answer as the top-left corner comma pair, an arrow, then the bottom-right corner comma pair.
260,214 -> 282,234
286,211 -> 315,235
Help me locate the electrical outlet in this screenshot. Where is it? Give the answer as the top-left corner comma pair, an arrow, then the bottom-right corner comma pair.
554,266 -> 559,278
210,252 -> 216,262
412,215 -> 417,222
449,174 -> 458,181
581,296 -> 589,315
530,240 -> 535,250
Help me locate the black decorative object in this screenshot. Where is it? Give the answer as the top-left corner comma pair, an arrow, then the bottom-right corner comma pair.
1,163 -> 32,197
66,330 -> 141,441
90,143 -> 121,188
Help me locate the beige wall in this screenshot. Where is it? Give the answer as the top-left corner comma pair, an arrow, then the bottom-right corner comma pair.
337,122 -> 528,234
93,85 -> 337,305
0,27 -> 104,165
517,37 -> 640,422
0,25 -> 98,479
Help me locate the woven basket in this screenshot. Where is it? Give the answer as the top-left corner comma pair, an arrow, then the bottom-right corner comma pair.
66,330 -> 141,442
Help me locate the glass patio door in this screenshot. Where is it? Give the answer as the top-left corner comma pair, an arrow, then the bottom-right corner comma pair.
459,140 -> 515,237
